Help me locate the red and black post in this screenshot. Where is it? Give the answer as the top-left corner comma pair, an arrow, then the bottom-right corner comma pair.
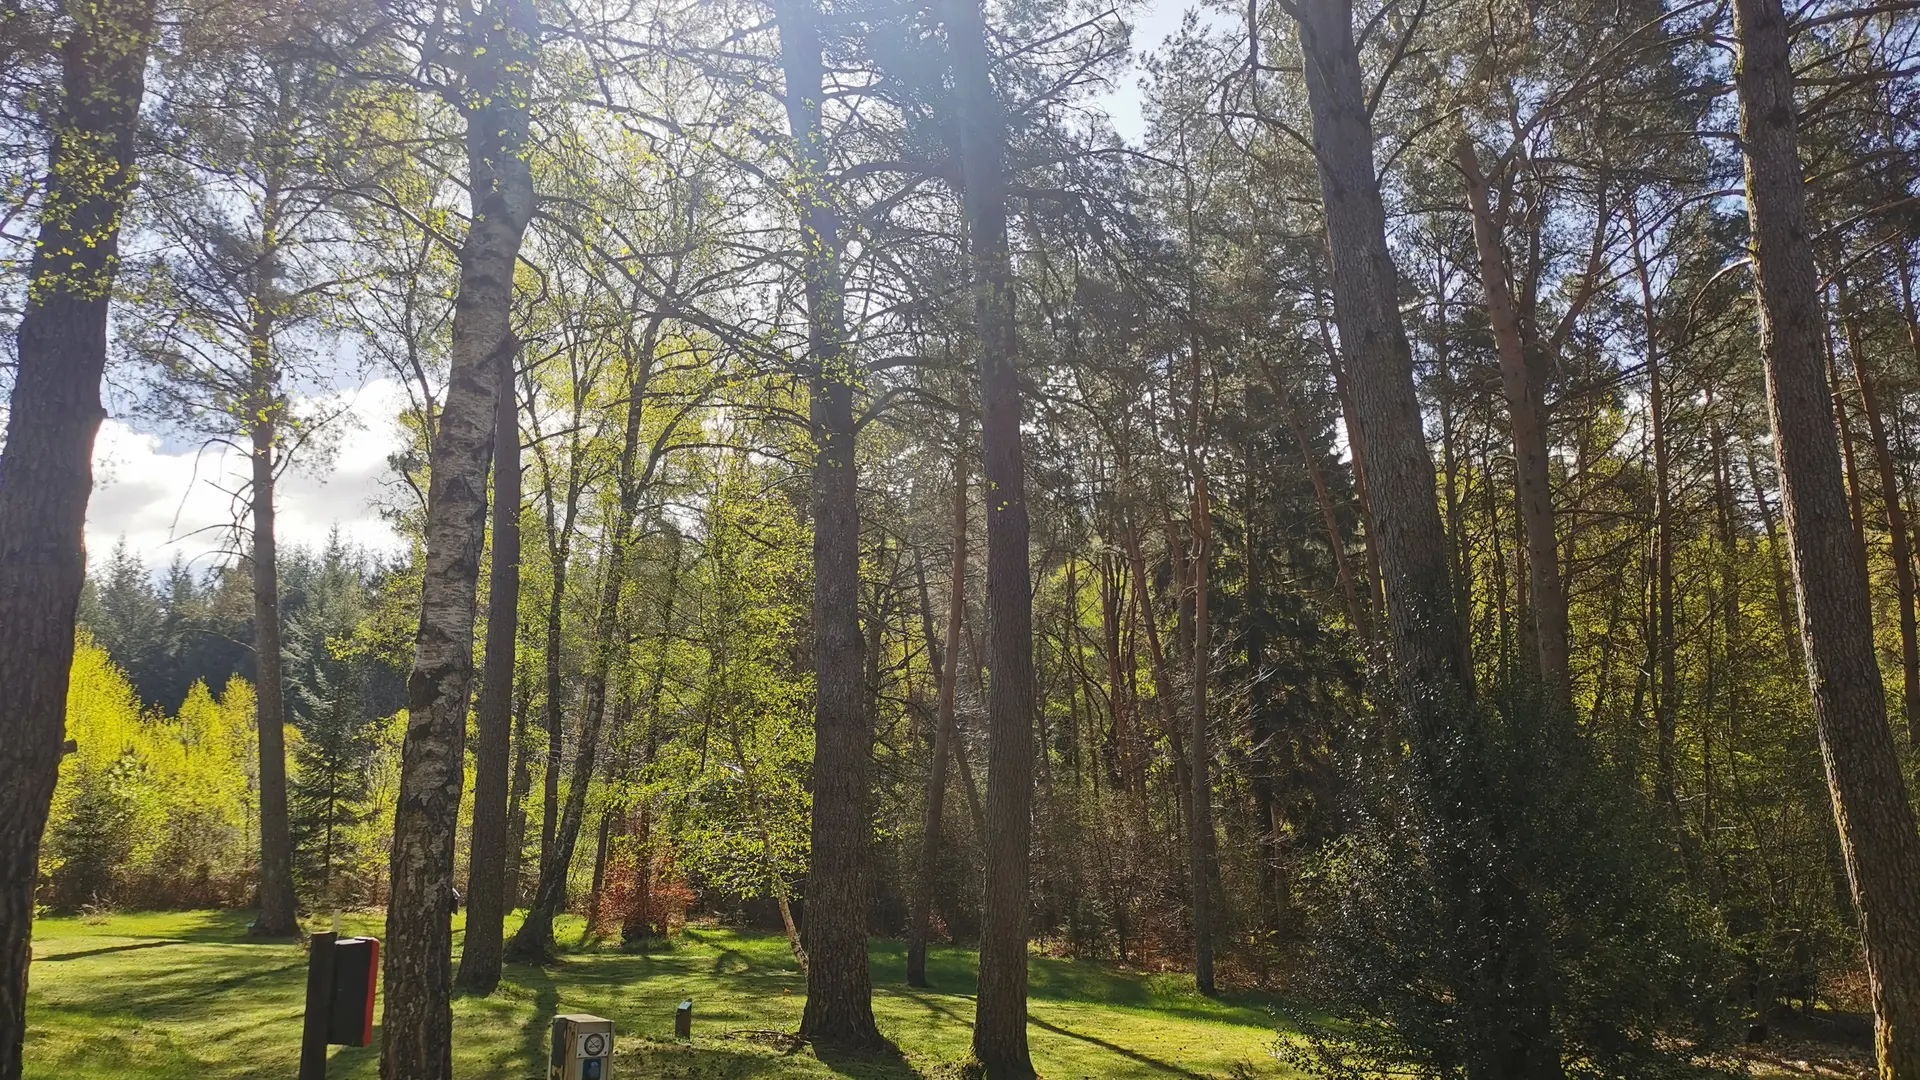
299,932 -> 380,1080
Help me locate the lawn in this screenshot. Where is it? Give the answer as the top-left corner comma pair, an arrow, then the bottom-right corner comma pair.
22,910 -> 1299,1079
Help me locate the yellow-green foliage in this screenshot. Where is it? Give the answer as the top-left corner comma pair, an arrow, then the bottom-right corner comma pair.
43,638 -> 259,910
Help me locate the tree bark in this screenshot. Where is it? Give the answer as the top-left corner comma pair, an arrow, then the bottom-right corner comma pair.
457,346 -> 522,994
503,694 -> 533,910
539,508 -> 574,877
1735,0 -> 1920,1071
1628,201 -> 1679,811
622,537 -> 678,945
1842,299 -> 1920,747
381,1 -> 536,1075
1294,0 -> 1474,719
1293,1 -> 1560,1074
0,3 -> 154,1073
1280,386 -> 1365,638
1829,328 -> 1871,562
1187,475 -> 1218,994
507,318 -> 659,964
247,371 -> 299,937
1457,138 -> 1570,707
909,455 -> 968,987
946,0 -> 1038,1071
778,0 -> 883,1045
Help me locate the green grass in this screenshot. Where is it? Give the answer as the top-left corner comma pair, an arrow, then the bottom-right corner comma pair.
23,910 -> 1300,1079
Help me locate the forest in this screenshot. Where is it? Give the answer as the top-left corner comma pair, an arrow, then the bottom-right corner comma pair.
4,0 -> 1920,1075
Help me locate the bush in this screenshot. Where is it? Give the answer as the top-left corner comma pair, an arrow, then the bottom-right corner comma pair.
1281,686 -> 1738,1079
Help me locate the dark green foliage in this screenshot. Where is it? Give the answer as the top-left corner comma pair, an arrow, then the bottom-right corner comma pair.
42,752 -> 143,911
284,535 -> 399,902
80,544 -> 252,713
1283,687 -> 1738,1079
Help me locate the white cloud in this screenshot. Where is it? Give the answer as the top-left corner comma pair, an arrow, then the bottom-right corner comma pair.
87,378 -> 410,569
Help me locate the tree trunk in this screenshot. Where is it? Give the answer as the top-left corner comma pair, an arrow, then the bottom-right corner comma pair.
540,532 -> 571,876
778,0 -> 882,1045
1829,329 -> 1871,562
946,0 -> 1037,1071
1843,299 -> 1920,746
248,383 -> 299,937
458,347 -> 522,994
1745,446 -> 1805,670
1187,474 -> 1218,994
1457,139 -> 1570,707
611,539 -> 678,947
508,532 -> 620,960
381,1 -> 536,1075
0,4 -> 153,1074
1294,0 -> 1473,723
909,455 -> 968,987
508,317 -> 659,964
1734,1 -> 1920,1072
503,694 -> 533,911
1281,388 -> 1365,638
1292,0 -> 1560,1074
1628,202 -> 1679,811
1243,403 -> 1286,939
586,805 -> 615,931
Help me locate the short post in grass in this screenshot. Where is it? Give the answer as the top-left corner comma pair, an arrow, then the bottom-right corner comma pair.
299,932 -> 380,1080
299,932 -> 337,1080
675,999 -> 692,1039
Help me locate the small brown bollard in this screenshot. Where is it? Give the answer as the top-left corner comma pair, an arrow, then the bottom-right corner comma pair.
674,999 -> 692,1039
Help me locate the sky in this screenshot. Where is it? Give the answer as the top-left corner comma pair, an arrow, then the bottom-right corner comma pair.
83,0 -> 1205,571
88,379 -> 412,569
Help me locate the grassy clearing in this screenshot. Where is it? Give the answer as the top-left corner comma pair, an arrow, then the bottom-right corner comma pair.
23,910 -> 1299,1079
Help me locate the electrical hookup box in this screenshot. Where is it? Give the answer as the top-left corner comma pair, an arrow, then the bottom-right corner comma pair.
550,1014 -> 615,1080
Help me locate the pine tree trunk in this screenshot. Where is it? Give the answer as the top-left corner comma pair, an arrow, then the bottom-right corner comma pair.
1830,333 -> 1871,561
0,4 -> 153,1074
458,347 -> 522,994
777,0 -> 882,1045
1457,139 -> 1570,706
1733,0 -> 1920,1071
381,1 -> 536,1074
248,394 -> 299,938
1187,475 -> 1217,994
1628,203 -> 1679,811
1294,0 -> 1473,721
1243,412 -> 1286,938
946,0 -> 1037,1070
1280,388 -> 1364,637
1745,447 -> 1805,670
1293,1 -> 1561,1074
1843,302 -> 1920,745
909,456 -> 968,987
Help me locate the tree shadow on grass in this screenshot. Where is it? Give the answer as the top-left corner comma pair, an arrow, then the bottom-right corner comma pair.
507,965 -> 564,1074
36,939 -> 190,962
810,1038 -> 925,1080
615,1038 -> 929,1080
1026,1015 -> 1208,1079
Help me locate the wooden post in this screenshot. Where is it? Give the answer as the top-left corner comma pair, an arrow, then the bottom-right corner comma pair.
299,931 -> 337,1080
